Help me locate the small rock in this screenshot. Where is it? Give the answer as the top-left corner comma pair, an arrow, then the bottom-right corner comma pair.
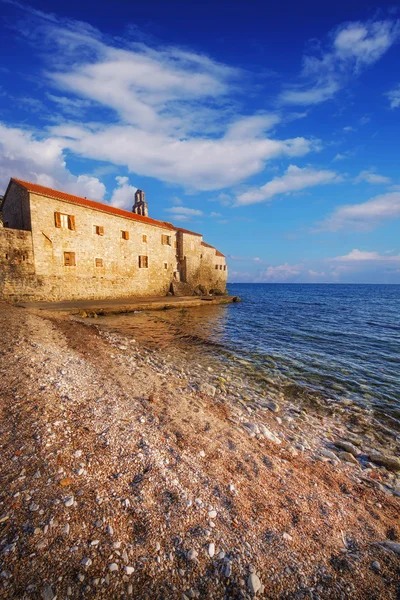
247,572 -> 262,595
371,560 -> 381,571
283,533 -> 293,541
81,558 -> 92,568
41,584 -> 56,600
208,510 -> 217,519
339,451 -> 359,465
208,543 -> 215,557
199,450 -> 205,457
224,563 -> 232,578
334,440 -> 361,457
258,424 -> 281,444
64,496 -> 74,507
124,566 -> 134,575
0,513 -> 9,524
267,401 -> 279,413
369,452 -> 400,472
187,549 -> 198,560
380,541 -> 400,554
199,383 -> 216,397
108,563 -> 118,572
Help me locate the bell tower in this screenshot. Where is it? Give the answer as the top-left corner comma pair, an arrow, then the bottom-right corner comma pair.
132,189 -> 148,217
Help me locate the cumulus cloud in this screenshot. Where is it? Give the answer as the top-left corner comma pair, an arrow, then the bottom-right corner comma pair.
256,263 -> 302,282
280,19 -> 400,105
109,176 -> 138,209
332,249 -> 400,262
317,191 -> 400,231
386,84 -> 400,108
166,206 -> 203,216
4,8 -> 317,192
354,169 -> 391,184
0,122 -> 105,200
236,164 -> 339,206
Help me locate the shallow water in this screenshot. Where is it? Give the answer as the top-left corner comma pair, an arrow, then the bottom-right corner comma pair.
95,284 -> 400,430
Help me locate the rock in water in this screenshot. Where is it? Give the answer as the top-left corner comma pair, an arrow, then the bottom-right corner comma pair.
247,573 -> 262,595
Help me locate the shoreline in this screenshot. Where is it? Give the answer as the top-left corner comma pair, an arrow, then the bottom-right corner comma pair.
0,302 -> 399,599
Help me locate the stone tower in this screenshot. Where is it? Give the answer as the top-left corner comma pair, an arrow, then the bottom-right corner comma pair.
132,189 -> 148,217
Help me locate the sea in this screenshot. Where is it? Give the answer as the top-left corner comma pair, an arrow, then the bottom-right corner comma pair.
95,284 -> 400,433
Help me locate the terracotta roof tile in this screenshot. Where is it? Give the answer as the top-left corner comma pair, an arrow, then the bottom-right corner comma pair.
215,250 -> 225,258
11,178 -> 175,231
175,227 -> 202,238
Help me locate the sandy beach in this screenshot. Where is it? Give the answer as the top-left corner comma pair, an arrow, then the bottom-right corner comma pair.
0,302 -> 399,600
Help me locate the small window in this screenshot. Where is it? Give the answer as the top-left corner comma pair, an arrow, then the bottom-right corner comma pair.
64,252 -> 76,266
55,212 -> 75,230
95,258 -> 103,267
139,255 -> 148,268
224,265 -> 226,271
161,234 -> 171,246
164,262 -> 168,269
200,254 -> 203,259
5,253 -> 8,260
142,234 -> 147,243
220,265 -> 223,270
93,225 -> 104,236
121,230 -> 129,240
215,264 -> 218,270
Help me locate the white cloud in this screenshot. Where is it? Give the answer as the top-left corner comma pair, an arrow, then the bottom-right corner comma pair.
166,206 -> 203,216
386,84 -> 400,108
210,211 -> 222,217
236,164 -> 339,206
280,19 -> 400,106
257,263 -> 302,282
333,249 -> 400,262
318,191 -> 400,231
5,9 -> 317,192
109,176 -> 138,209
0,122 -> 105,200
354,169 -> 391,184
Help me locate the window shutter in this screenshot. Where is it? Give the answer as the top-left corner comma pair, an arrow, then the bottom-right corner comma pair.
98,226 -> 104,236
68,215 -> 76,230
54,212 -> 61,228
70,252 -> 76,266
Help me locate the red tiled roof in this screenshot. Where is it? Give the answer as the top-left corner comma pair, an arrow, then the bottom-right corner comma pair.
175,227 -> 202,238
11,178 -> 175,231
216,250 -> 225,258
201,241 -> 215,249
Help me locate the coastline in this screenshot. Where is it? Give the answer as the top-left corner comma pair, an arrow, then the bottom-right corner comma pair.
0,302 -> 399,599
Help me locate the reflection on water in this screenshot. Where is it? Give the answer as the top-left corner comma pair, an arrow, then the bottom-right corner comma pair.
98,305 -> 231,351
92,283 -> 400,431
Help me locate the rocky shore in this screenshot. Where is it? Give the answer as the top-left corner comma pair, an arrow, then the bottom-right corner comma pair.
0,302 -> 399,600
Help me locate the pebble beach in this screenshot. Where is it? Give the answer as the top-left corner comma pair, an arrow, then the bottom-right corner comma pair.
0,302 -> 399,600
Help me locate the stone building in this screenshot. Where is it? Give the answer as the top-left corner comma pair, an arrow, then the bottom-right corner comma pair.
0,178 -> 227,302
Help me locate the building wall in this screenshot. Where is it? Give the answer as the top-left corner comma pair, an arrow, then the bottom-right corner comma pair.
0,228 -> 41,301
0,184 -> 227,302
2,184 -> 31,231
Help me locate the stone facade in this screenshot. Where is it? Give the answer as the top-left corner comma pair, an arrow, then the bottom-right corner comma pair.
1,178 -> 227,302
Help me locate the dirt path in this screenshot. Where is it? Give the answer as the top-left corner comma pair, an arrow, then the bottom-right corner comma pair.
0,303 -> 399,600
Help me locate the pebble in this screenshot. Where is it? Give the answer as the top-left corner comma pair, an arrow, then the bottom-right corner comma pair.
41,584 -> 56,600
247,572 -> 262,595
199,450 -> 206,457
224,563 -> 232,577
208,542 -> 215,557
0,513 -> 9,523
380,541 -> 400,554
108,563 -> 119,572
283,533 -> 293,541
208,510 -> 217,519
187,549 -> 198,560
63,523 -> 70,535
371,560 -> 381,571
90,540 -> 99,546
369,452 -> 400,472
334,440 -> 361,457
124,566 -> 134,575
81,558 -> 92,568
64,496 -> 74,507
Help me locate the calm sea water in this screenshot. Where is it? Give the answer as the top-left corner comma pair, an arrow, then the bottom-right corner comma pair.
97,284 -> 400,429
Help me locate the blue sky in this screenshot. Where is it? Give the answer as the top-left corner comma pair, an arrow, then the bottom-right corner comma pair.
1,0 -> 400,283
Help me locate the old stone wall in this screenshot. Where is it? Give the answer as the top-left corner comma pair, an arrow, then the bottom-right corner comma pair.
2,184 -> 31,231
0,184 -> 228,302
0,228 -> 41,301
